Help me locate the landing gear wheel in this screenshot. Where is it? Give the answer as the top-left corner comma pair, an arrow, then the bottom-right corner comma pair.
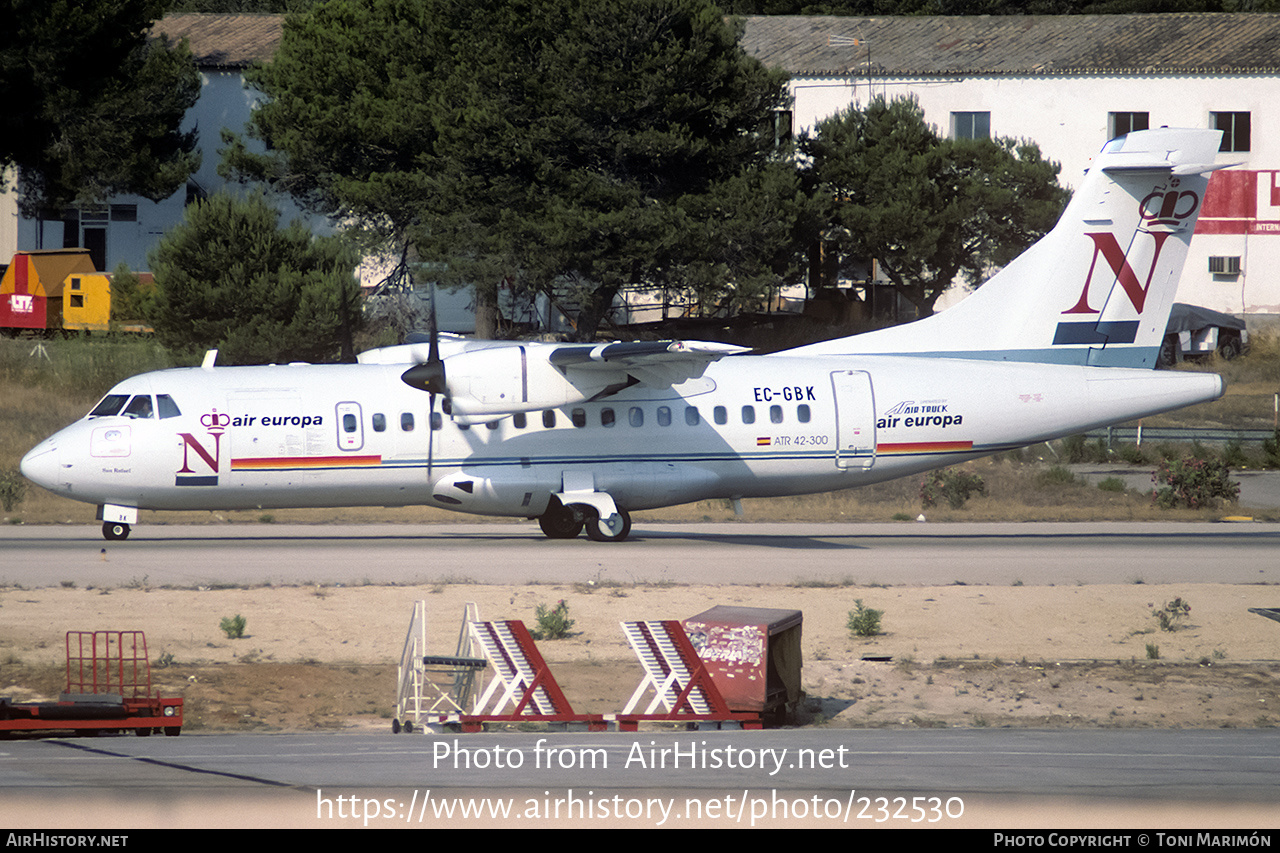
539,502 -> 584,539
102,522 -> 130,541
585,509 -> 631,542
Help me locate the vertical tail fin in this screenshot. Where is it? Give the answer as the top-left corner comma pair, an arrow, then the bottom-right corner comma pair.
787,128 -> 1229,367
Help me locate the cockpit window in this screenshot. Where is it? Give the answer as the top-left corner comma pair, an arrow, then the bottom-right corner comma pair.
156,395 -> 181,419
122,395 -> 154,419
88,394 -> 129,417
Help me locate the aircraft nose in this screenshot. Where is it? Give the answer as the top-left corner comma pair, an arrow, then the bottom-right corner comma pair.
20,439 -> 62,492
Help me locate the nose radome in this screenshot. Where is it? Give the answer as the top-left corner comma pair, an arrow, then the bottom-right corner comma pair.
20,439 -> 61,492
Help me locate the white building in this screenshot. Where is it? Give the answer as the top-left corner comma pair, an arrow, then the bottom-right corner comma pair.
2,14 -> 288,275
742,13 -> 1280,318
8,12 -> 1279,324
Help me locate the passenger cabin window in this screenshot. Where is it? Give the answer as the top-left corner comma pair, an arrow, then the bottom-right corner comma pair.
657,406 -> 671,426
430,412 -> 442,430
686,407 -> 700,426
571,408 -> 587,428
797,404 -> 811,423
629,407 -> 644,427
770,405 -> 783,424
342,413 -> 358,433
542,410 -> 556,428
401,412 -> 415,431
372,413 -> 386,432
486,420 -> 500,431
89,394 -> 129,417
156,395 -> 181,419
123,395 -> 154,419
512,412 -> 527,429
714,406 -> 727,425
741,405 -> 755,425
601,408 -> 615,428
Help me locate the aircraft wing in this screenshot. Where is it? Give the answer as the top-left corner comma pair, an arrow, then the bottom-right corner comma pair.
547,340 -> 750,388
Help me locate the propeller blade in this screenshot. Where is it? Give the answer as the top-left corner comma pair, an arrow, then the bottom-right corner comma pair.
427,278 -> 440,366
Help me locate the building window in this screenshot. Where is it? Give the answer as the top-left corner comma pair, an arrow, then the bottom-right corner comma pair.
110,204 -> 137,222
951,111 -> 990,140
1209,256 -> 1242,276
1212,112 -> 1250,152
1108,112 -> 1149,140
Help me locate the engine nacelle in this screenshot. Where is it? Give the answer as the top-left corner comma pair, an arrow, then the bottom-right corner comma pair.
442,345 -> 613,421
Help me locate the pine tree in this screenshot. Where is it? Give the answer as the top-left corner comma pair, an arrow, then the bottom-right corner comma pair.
148,193 -> 362,363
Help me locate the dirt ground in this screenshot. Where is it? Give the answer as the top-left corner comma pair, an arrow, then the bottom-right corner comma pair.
2,580 -> 1278,732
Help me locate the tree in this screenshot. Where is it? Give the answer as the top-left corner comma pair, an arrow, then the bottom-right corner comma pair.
0,0 -> 201,215
225,0 -> 818,339
147,192 -> 362,364
802,97 -> 1069,317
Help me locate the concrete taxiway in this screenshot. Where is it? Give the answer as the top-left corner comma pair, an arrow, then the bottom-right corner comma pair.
1,521 -> 1279,587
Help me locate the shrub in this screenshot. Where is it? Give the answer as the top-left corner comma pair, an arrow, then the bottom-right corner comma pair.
1151,457 -> 1240,509
847,599 -> 883,638
1036,465 -> 1079,487
1221,439 -> 1249,469
920,468 -> 986,509
1097,476 -> 1127,493
1154,597 -> 1191,632
1059,434 -> 1088,463
1116,443 -> 1148,465
1263,430 -> 1280,469
532,600 -> 574,640
219,614 -> 247,639
0,468 -> 27,512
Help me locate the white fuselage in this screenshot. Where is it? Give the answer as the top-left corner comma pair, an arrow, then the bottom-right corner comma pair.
20,353 -> 1224,519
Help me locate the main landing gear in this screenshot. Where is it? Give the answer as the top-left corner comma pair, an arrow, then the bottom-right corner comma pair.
538,499 -> 631,542
102,521 -> 130,541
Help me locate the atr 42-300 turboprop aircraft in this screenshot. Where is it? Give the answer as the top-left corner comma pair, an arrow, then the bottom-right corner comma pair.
22,128 -> 1230,542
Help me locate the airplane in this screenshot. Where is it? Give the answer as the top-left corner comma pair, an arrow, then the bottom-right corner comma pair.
20,127 -> 1230,543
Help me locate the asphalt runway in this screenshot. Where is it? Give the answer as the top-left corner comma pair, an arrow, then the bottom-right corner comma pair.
2,730 -> 1278,828
2,522 -> 1278,829
2,521 -> 1279,587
